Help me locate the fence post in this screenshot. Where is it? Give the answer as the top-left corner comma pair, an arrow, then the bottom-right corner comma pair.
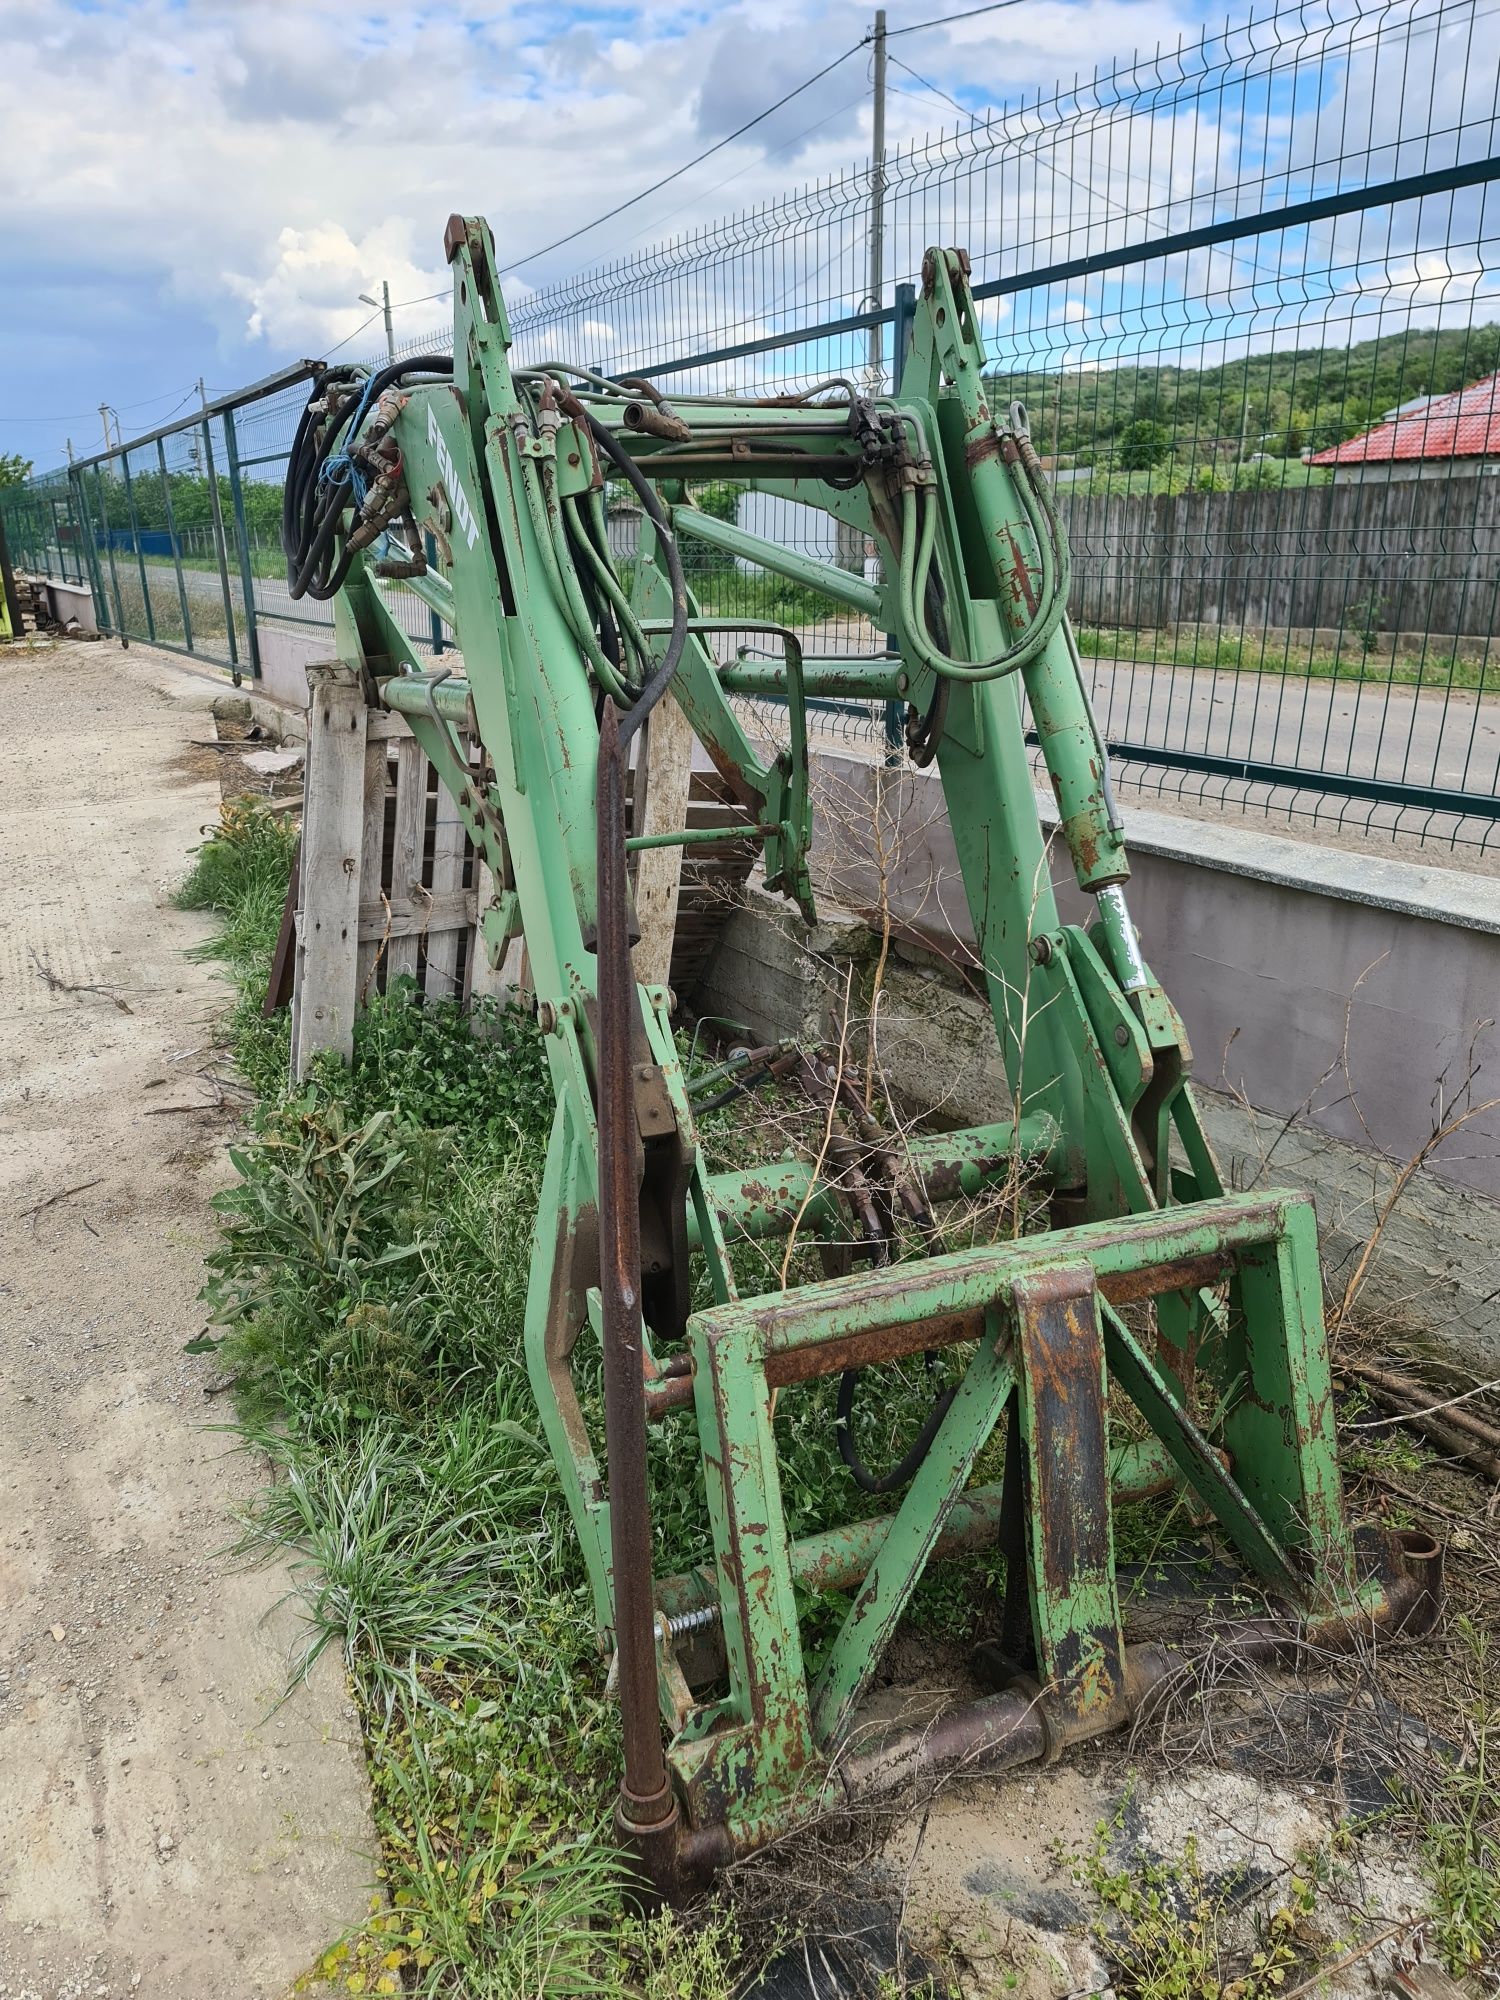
91,467 -> 130,645
883,279 -> 918,765
156,438 -> 195,651
70,467 -> 111,635
221,406 -> 261,679
292,662 -> 368,1078
198,416 -> 241,684
117,449 -> 156,644
425,532 -> 445,656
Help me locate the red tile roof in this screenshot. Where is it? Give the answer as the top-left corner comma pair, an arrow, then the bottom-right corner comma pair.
1306,369 -> 1500,465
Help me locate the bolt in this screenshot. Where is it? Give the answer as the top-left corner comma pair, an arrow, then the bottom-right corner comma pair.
1114,1023 -> 1131,1048
1029,936 -> 1053,966
535,1000 -> 556,1033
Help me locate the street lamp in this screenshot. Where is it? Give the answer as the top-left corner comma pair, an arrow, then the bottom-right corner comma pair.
359,281 -> 395,363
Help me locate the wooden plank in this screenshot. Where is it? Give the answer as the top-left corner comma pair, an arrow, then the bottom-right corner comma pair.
386,736 -> 426,984
292,664 -> 368,1079
366,710 -> 416,741
632,694 -> 695,990
423,761 -> 467,999
357,890 -> 477,942
466,863 -> 518,1008
356,734 -> 391,1001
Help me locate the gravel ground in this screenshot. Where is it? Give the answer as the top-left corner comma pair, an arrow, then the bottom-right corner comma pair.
0,634 -> 371,2000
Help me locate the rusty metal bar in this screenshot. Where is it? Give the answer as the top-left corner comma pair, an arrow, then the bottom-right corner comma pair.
594,701 -> 679,1880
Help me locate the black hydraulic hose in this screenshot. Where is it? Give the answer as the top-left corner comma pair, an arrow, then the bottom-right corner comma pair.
566,509 -> 625,679
691,1065 -> 778,1116
583,412 -> 689,746
283,356 -> 454,602
837,1354 -> 958,1496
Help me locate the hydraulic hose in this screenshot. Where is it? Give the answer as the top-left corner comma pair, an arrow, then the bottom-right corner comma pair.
893,443 -> 1071,684
837,1355 -> 958,1495
283,356 -> 454,601
583,411 -> 689,746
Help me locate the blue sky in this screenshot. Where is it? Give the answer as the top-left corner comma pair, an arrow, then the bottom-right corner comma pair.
0,0 -> 1214,471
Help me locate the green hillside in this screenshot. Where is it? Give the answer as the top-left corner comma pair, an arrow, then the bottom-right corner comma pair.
985,320 -> 1500,487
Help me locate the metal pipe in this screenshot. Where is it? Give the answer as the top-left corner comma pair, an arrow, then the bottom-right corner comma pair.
381,671 -> 474,728
719,658 -> 906,701
595,702 -> 680,1889
834,1642 -> 1173,1804
834,1684 -> 1049,1802
221,406 -> 262,680
198,413 -> 241,680
655,1438 -> 1193,1623
685,1116 -> 1056,1251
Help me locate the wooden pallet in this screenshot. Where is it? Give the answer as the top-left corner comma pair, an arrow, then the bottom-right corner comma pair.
282,663 -> 763,1076
287,665 -> 506,1077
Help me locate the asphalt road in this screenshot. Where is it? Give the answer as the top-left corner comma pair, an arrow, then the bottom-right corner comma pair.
132,563 -> 1498,798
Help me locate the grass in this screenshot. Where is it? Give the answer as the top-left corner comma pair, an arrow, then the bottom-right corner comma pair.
180,800 -> 748,1995
1072,622 -> 1493,691
179,802 -> 1500,1995
180,798 -> 1034,1992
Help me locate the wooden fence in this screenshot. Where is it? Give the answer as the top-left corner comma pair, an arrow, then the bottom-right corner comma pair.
1059,474 -> 1500,640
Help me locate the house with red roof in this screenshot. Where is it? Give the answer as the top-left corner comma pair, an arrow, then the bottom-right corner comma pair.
1305,369 -> 1500,483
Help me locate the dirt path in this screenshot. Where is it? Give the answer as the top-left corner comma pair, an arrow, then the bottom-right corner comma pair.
0,637 -> 372,1999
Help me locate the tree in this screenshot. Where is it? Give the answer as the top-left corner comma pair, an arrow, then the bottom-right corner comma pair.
686,480 -> 745,575
1115,419 -> 1171,471
0,452 -> 32,489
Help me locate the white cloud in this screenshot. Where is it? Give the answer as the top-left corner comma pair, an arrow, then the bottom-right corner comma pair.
0,0 -> 1207,374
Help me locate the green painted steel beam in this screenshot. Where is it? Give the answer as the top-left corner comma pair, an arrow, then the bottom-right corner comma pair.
700,1191 -> 1292,1361
672,505 -> 884,620
654,1435 -> 1196,1623
689,1116 -> 1058,1250
309,223 -> 1382,1875
718,658 -> 907,700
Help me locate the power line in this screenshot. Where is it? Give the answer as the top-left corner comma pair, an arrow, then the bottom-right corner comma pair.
620,87 -> 871,257
319,306 -> 386,362
888,53 -> 972,120
888,0 -> 1026,36
0,381 -> 199,425
497,42 -> 866,277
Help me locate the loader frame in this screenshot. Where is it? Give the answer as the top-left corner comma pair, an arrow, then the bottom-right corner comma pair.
307,215 -> 1438,1894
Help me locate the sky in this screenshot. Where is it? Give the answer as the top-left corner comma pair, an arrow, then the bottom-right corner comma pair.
0,0 -> 1219,471
4,0 -> 1497,475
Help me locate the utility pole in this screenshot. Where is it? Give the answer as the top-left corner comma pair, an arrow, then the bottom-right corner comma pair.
65,438 -> 74,465
839,10 -> 889,577
868,8 -> 887,394
98,404 -> 118,453
361,281 -> 395,362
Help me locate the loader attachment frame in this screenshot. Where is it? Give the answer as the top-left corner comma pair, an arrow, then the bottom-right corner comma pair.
288,214 -> 1439,1897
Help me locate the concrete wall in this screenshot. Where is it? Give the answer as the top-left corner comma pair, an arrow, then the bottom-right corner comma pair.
1057,475 -> 1500,637
695,778 -> 1500,1371
810,757 -> 1500,1198
254,622 -> 330,708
